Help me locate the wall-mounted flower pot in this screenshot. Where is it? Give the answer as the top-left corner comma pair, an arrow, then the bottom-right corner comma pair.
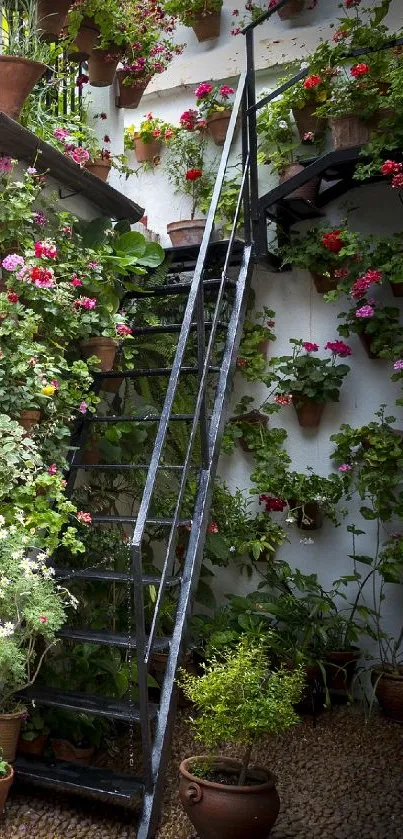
192,10 -> 222,41
18,410 -> 41,433
372,667 -> 403,722
88,48 -> 121,87
325,648 -> 360,693
179,755 -> 280,839
134,138 -> 162,164
80,337 -> 118,372
116,72 -> 150,109
0,710 -> 24,762
330,116 -> 370,151
51,738 -> 95,765
289,500 -> 323,531
85,159 -> 111,182
0,56 -> 46,120
0,765 -> 14,813
167,219 -> 206,247
102,375 -> 124,394
279,163 -> 319,203
359,332 -> 379,359
277,0 -> 305,19
292,104 -> 327,140
310,270 -> 338,294
292,396 -> 325,428
207,110 -> 233,146
390,282 -> 403,298
82,437 -> 100,465
234,411 -> 268,453
66,18 -> 100,62
17,734 -> 48,757
37,0 -> 72,41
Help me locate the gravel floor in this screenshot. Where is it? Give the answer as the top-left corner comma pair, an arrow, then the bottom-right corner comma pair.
1,706 -> 402,839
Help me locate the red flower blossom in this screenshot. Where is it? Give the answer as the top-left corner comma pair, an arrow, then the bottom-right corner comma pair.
259,495 -> 287,512
350,63 -> 370,78
333,29 -> 349,42
345,0 -> 361,7
303,342 -> 319,352
7,292 -> 19,303
392,173 -> 403,189
117,323 -> 133,336
48,464 -> 57,475
76,74 -> 89,89
39,615 -> 48,624
208,521 -> 219,533
325,340 -> 352,357
103,135 -> 111,143
381,160 -> 403,176
180,109 -> 199,131
303,74 -> 322,89
185,168 -> 203,181
334,268 -> 349,279
77,511 -> 92,525
236,358 -> 248,368
351,269 -> 383,299
274,394 -> 292,406
322,230 -> 343,253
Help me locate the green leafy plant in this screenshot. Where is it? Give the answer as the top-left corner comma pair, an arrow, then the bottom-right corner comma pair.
164,0 -> 223,28
268,338 -> 351,404
2,0 -> 58,63
164,130 -> 217,220
337,299 -> 403,359
236,307 -> 275,381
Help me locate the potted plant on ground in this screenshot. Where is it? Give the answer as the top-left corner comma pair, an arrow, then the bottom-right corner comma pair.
268,338 -> 352,428
0,752 -> 13,813
17,709 -> 49,756
279,222 -> 364,294
164,127 -> 217,246
194,82 -> 236,146
337,298 -> 403,359
0,0 -> 51,120
370,535 -> 403,722
178,640 -> 305,839
125,116 -> 175,165
165,0 -> 223,42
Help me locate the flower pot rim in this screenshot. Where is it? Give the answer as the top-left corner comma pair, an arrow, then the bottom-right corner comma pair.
207,109 -> 232,121
372,665 -> 403,681
0,55 -> 46,72
167,219 -> 206,231
180,755 -> 277,792
0,708 -> 26,720
81,337 -> 118,346
0,765 -> 13,782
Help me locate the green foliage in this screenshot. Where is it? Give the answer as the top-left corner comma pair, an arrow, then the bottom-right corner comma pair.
337,301 -> 403,360
163,0 -> 223,27
164,130 -> 217,219
267,339 -> 351,403
236,307 -> 275,381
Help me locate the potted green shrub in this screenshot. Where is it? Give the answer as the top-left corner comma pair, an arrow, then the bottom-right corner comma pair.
279,223 -> 364,294
253,464 -> 346,531
0,751 -> 14,813
178,640 -> 304,839
125,116 -> 175,165
194,82 -> 236,146
164,0 -> 223,42
164,127 -> 217,246
0,0 -> 50,120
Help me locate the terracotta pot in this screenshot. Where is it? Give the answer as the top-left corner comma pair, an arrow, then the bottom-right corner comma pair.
134,138 -> 162,164
88,48 -> 121,87
279,163 -> 319,203
277,0 -> 305,19
0,710 -> 24,762
289,500 -> 323,531
234,411 -> 268,453
310,270 -> 338,294
102,375 -> 124,393
359,332 -> 378,359
66,18 -> 100,62
18,410 -> 41,432
37,0 -> 72,41
372,667 -> 403,723
116,72 -> 150,109
51,738 -> 95,765
167,219 -> 206,247
82,437 -> 100,465
292,396 -> 325,428
17,734 -> 47,757
330,116 -> 370,151
0,56 -> 46,120
80,337 -> 118,371
390,282 -> 403,298
85,159 -> 111,182
325,649 -> 360,692
179,756 -> 280,839
292,104 -> 327,140
207,110 -> 232,146
0,765 -> 14,813
191,10 -> 221,41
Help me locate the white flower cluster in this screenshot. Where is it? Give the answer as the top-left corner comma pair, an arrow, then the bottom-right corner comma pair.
0,621 -> 14,638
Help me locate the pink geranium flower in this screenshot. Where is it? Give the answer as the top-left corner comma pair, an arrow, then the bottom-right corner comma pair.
303,342 -> 319,352
356,304 -> 374,318
73,297 -> 97,310
2,254 -> 25,272
338,464 -> 352,472
77,511 -> 92,525
0,155 -> 13,174
195,82 -> 213,98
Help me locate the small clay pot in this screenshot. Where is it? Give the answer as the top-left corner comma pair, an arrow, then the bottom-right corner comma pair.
66,18 -> 100,62
85,158 -> 111,182
167,219 -> 206,247
88,48 -> 121,87
290,500 -> 323,531
310,270 -> 338,294
17,734 -> 47,757
0,56 -> 46,120
51,738 -> 95,765
277,0 -> 305,19
330,116 -> 370,151
37,0 -> 72,41
292,104 -> 327,140
372,667 -> 403,723
0,765 -> 14,813
234,411 -> 268,453
279,163 -> 319,203
81,437 -> 100,465
325,649 -> 360,692
207,110 -> 232,146
18,410 -> 41,433
134,138 -> 162,164
102,375 -> 124,394
80,337 -> 118,371
179,756 -> 280,839
390,282 -> 403,298
0,710 -> 24,762
116,72 -> 150,109
359,332 -> 379,359
191,10 -> 221,41
292,396 -> 325,428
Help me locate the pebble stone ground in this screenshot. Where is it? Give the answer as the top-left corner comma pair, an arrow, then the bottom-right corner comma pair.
1,706 -> 402,839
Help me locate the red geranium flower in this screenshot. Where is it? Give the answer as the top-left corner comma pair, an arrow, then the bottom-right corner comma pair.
186,168 -> 203,181
303,74 -> 322,89
350,63 -> 370,78
322,231 -> 343,253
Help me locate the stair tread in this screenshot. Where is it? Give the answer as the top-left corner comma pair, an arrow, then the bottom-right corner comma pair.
97,365 -> 220,378
129,322 -> 227,335
126,277 -> 236,299
15,755 -> 143,801
90,515 -> 191,526
24,686 -> 158,721
53,567 -> 180,586
57,627 -> 170,651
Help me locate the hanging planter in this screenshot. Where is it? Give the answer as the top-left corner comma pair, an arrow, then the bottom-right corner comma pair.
18,410 -> 41,433
167,219 -> 206,247
292,104 -> 327,141
85,158 -> 111,182
330,116 -> 370,151
310,270 -> 338,294
234,411 -> 269,453
0,765 -> 13,813
66,18 -> 100,62
292,396 -> 325,428
289,500 -> 323,531
277,0 -> 305,20
81,437 -> 100,466
207,110 -> 233,146
191,10 -> 222,41
279,163 -> 319,203
51,738 -> 95,765
116,72 -> 150,109
17,734 -> 48,757
359,332 -> 379,359
0,56 -> 46,121
372,667 -> 403,722
37,0 -> 72,41
390,282 -> 403,298
134,138 -> 162,164
80,337 -> 118,372
325,649 -> 360,692
88,48 -> 121,87
0,710 -> 25,762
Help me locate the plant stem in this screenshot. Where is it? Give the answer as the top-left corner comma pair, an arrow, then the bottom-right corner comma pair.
238,741 -> 253,785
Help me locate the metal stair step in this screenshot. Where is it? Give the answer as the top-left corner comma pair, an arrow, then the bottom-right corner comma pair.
126,278 -> 236,299
129,322 -> 227,335
57,628 -> 170,651
70,463 -> 199,471
96,365 -> 220,379
89,413 -> 210,423
90,515 -> 191,526
24,686 -> 158,722
53,567 -> 180,586
15,756 -> 144,802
